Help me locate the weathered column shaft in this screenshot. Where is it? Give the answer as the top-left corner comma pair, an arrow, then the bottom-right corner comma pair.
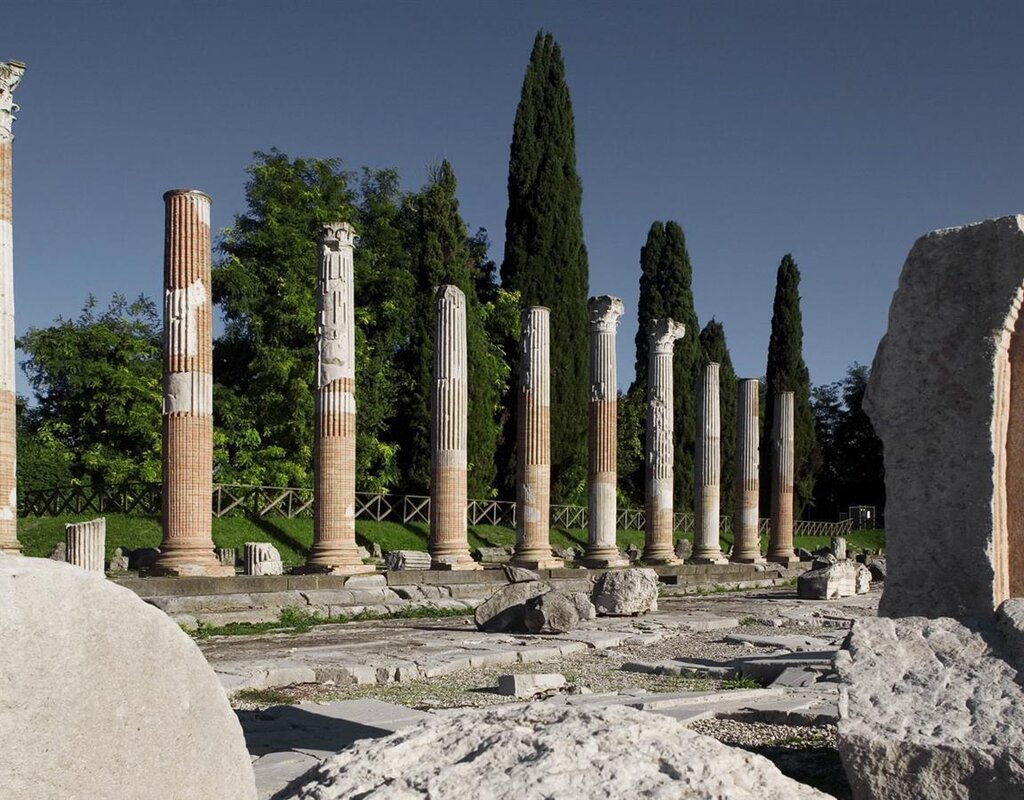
692,363 -> 726,563
65,518 -> 105,573
307,222 -> 371,574
583,296 -> 628,568
0,61 -> 24,553
768,390 -> 799,563
731,378 -> 763,562
512,307 -> 561,569
154,189 -> 229,576
429,285 -> 478,570
643,319 -> 685,564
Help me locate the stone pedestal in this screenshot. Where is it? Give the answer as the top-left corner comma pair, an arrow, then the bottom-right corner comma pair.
65,518 -> 105,573
429,286 -> 479,570
642,319 -> 685,564
511,307 -> 562,570
582,296 -> 628,568
768,391 -> 800,564
692,363 -> 727,563
0,61 -> 24,554
306,222 -> 373,574
731,378 -> 764,563
151,189 -> 231,577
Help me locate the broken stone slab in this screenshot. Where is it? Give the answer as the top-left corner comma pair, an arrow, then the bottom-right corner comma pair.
854,563 -> 872,594
474,581 -> 551,632
724,632 -> 832,651
384,550 -> 432,571
503,564 -> 540,583
621,659 -> 736,679
524,590 -> 579,634
244,542 -> 283,576
571,591 -> 597,620
592,568 -> 659,616
769,666 -> 826,688
830,536 -> 847,561
496,673 -> 566,698
797,561 -> 857,599
474,547 -> 511,564
731,651 -> 836,684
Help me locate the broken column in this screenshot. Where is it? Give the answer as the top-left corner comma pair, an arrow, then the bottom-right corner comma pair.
692,362 -> 727,563
582,296 -> 628,568
306,222 -> 373,574
511,306 -> 562,570
152,190 -> 231,576
65,518 -> 105,573
731,378 -> 764,562
429,285 -> 478,570
642,318 -> 685,564
767,390 -> 799,564
0,61 -> 25,554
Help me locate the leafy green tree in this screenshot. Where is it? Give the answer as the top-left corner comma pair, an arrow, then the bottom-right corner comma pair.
17,294 -> 162,486
501,31 -> 589,501
761,254 -> 819,516
616,388 -> 645,506
699,319 -> 738,515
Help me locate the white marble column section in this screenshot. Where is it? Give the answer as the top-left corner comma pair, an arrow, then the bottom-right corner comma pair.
429,285 -> 479,570
692,363 -> 727,563
731,379 -> 764,562
512,306 -> 562,569
307,222 -> 373,574
768,391 -> 800,564
642,318 -> 685,564
0,61 -> 24,553
582,296 -> 629,568
65,518 -> 105,573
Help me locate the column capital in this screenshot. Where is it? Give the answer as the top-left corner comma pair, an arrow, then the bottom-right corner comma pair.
436,284 -> 465,308
649,318 -> 685,353
588,295 -> 624,332
0,61 -> 26,141
322,221 -> 356,249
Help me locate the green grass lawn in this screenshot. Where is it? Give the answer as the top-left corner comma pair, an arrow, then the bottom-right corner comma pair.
17,512 -> 883,566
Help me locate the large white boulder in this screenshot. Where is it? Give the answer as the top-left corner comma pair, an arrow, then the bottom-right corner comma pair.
592,568 -> 659,615
284,703 -> 832,799
0,555 -> 256,800
797,561 -> 858,599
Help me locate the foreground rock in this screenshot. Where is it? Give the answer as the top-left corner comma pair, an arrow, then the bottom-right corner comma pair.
284,703 -> 832,799
592,568 -> 659,616
0,555 -> 256,799
524,590 -> 580,634
838,615 -> 1024,799
474,580 -> 551,631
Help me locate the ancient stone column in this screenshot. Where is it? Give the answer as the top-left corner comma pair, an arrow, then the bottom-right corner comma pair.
306,222 -> 373,574
429,285 -> 479,570
582,296 -> 628,568
731,378 -> 764,563
642,319 -> 685,564
692,363 -> 727,563
65,518 -> 105,573
768,390 -> 800,564
0,61 -> 25,554
152,190 -> 231,576
512,306 -> 562,570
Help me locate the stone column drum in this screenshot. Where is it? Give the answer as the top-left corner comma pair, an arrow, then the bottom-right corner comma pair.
692,363 -> 727,563
152,190 -> 231,576
768,391 -> 800,564
429,285 -> 479,570
306,222 -> 373,574
731,379 -> 764,562
65,518 -> 105,573
582,296 -> 628,568
0,61 -> 25,554
642,318 -> 685,564
511,307 -> 562,570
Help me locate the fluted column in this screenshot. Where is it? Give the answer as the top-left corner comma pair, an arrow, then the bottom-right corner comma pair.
0,61 -> 25,554
692,363 -> 727,563
429,285 -> 479,570
306,223 -> 373,574
768,390 -> 800,564
642,319 -> 685,564
152,189 -> 231,576
66,518 -> 105,573
512,307 -> 562,570
731,379 -> 764,562
582,296 -> 628,568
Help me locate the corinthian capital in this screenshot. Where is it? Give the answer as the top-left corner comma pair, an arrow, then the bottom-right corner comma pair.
321,221 -> 355,251
0,61 -> 26,141
588,295 -> 624,332
648,318 -> 686,354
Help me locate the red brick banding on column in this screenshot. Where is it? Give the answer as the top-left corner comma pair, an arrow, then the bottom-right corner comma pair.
692,362 -> 727,564
768,391 -> 799,564
731,379 -> 764,563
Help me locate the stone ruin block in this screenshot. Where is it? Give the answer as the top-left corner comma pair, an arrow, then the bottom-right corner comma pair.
243,542 -> 283,576
797,561 -> 857,600
385,550 -> 432,571
65,518 -> 105,573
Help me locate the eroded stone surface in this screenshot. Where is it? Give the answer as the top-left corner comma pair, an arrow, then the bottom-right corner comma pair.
798,563 -> 857,600
593,568 -> 659,616
524,590 -> 580,634
474,581 -> 552,631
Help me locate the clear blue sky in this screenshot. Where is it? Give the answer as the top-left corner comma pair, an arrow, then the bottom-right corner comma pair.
4,1 -> 1024,396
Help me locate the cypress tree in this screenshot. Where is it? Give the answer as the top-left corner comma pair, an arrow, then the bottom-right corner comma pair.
761,254 -> 818,516
501,31 -> 589,501
698,320 -> 738,515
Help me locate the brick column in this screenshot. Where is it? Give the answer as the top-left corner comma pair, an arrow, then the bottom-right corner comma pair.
429,285 -> 479,570
582,296 -> 628,568
152,190 -> 231,576
768,390 -> 800,564
306,222 -> 373,574
0,61 -> 25,554
642,318 -> 685,564
731,378 -> 764,562
692,363 -> 727,563
511,306 -> 562,569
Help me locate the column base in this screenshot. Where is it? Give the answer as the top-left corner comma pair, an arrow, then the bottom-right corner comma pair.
430,553 -> 482,571
690,552 -> 729,564
0,543 -> 22,555
295,561 -> 377,576
142,562 -> 236,578
642,553 -> 681,566
730,554 -> 766,564
510,555 -> 565,570
580,547 -> 630,569
767,553 -> 802,565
